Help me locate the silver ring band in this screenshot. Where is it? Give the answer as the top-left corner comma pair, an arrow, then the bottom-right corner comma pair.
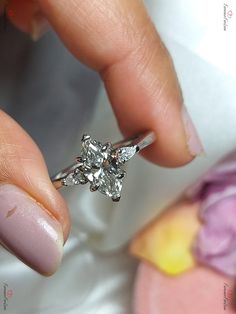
51,131 -> 155,201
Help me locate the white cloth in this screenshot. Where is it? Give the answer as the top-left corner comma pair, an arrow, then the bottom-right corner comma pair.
0,235 -> 137,314
1,0 -> 236,313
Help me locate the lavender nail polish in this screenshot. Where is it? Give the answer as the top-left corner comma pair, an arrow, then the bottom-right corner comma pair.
0,184 -> 63,276
181,105 -> 204,157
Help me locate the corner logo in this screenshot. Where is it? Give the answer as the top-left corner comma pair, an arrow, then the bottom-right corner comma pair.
224,3 -> 233,31
0,282 -> 13,311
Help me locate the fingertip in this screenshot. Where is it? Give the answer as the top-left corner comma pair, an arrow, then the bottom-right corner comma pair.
0,183 -> 65,276
34,0 -> 203,168
140,141 -> 195,168
0,110 -> 71,244
5,0 -> 48,40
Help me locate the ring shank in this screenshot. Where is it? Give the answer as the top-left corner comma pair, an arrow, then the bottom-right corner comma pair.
51,162 -> 82,189
51,131 -> 155,190
112,131 -> 155,150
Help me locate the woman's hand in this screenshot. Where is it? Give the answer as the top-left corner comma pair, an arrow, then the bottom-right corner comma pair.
0,0 -> 203,276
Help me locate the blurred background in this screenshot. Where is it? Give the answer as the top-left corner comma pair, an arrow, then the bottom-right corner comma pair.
0,0 -> 236,313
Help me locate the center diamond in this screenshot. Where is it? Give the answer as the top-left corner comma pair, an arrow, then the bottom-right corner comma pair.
99,161 -> 125,198
66,134 -> 134,201
81,136 -> 104,168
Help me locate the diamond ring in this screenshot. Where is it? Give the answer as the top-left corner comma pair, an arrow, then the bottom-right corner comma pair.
51,131 -> 155,202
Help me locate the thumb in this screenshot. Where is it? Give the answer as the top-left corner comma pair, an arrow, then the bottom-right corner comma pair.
0,110 -> 70,276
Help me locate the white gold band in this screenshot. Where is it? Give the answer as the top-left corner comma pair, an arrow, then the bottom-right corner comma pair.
51,131 -> 155,201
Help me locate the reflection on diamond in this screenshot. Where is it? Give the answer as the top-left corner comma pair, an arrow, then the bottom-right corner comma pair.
74,170 -> 87,184
98,168 -> 123,199
117,146 -> 137,163
64,169 -> 87,186
72,135 -> 137,200
84,168 -> 102,183
64,173 -> 76,186
81,139 -> 104,168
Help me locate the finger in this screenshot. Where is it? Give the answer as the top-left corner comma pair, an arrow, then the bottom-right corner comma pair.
4,0 -> 48,40
35,0 -> 203,167
0,110 -> 70,276
6,0 -> 204,166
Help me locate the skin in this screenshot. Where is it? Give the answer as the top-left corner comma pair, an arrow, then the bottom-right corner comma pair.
0,1 -> 200,255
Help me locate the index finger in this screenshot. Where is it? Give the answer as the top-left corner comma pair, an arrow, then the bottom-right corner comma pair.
10,0 -> 204,166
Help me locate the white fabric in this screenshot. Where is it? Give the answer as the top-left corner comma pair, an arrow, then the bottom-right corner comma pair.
1,0 -> 236,313
0,234 -> 136,314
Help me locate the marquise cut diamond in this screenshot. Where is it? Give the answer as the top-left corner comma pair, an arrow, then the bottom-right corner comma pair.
81,138 -> 104,168
98,168 -> 123,201
64,135 -> 137,200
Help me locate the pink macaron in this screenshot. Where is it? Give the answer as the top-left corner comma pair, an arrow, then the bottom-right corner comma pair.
133,262 -> 236,314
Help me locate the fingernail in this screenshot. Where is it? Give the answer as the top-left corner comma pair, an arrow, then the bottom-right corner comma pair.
0,184 -> 63,276
181,105 -> 204,157
30,13 -> 49,41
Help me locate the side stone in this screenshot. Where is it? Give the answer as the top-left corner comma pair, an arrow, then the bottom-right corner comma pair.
116,146 -> 137,164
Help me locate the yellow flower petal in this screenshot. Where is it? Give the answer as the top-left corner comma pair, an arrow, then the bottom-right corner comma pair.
130,200 -> 201,276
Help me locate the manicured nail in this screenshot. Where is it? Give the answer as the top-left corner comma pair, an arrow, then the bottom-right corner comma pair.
30,13 -> 49,41
181,105 -> 204,156
0,184 -> 63,276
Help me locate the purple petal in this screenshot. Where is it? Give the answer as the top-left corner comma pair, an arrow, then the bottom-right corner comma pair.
186,151 -> 236,202
194,195 -> 236,276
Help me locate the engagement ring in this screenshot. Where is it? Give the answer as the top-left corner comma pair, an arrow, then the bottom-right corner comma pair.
51,131 -> 155,201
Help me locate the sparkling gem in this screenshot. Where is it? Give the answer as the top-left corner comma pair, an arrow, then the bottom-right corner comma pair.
63,173 -> 76,186
74,169 -> 87,184
76,135 -> 137,200
98,167 -> 123,199
81,139 -> 104,168
117,146 -> 137,163
84,167 -> 102,183
64,168 -> 87,186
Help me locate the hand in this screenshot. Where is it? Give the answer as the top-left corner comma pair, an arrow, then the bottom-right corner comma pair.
0,0 -> 203,276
